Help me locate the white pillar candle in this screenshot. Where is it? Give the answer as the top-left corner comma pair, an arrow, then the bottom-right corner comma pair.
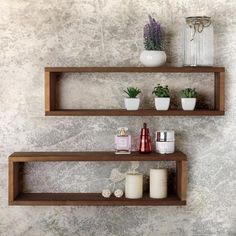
125,173 -> 143,199
150,169 -> 167,199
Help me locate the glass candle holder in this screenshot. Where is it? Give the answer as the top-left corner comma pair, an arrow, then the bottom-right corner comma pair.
184,16 -> 214,66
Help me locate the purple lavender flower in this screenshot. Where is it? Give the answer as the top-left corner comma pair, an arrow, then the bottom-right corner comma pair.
143,15 -> 165,51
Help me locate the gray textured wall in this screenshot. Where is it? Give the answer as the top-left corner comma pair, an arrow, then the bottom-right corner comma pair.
0,0 -> 236,235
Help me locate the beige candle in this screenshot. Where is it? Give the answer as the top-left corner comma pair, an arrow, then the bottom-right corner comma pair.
125,173 -> 143,199
150,169 -> 167,199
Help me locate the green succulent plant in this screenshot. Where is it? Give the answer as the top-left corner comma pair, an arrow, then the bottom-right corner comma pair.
124,87 -> 141,98
152,84 -> 170,97
180,88 -> 197,98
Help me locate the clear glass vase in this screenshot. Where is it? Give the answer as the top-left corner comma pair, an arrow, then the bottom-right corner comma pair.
183,16 -> 214,66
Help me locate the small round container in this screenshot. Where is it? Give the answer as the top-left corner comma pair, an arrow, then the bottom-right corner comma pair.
156,130 -> 175,154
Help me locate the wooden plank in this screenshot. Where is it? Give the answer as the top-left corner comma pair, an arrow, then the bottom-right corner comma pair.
45,109 -> 224,116
45,71 -> 57,112
45,67 -> 225,73
8,161 -> 21,203
9,151 -> 187,162
176,161 -> 187,201
10,193 -> 186,206
214,72 -> 225,111
45,71 -> 51,112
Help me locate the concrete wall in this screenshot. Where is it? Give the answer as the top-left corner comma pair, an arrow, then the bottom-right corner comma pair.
0,0 -> 235,235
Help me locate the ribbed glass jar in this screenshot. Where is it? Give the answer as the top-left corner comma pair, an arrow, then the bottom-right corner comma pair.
184,16 -> 214,66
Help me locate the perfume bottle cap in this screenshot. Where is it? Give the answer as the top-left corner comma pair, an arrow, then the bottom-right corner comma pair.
141,123 -> 149,136
117,127 -> 128,136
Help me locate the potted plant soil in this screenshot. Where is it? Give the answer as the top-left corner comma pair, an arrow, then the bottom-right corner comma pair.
180,88 -> 197,110
124,87 -> 141,110
140,15 -> 166,67
152,84 -> 170,110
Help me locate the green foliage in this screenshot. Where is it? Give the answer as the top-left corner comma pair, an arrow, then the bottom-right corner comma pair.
124,87 -> 141,98
152,84 -> 170,97
180,88 -> 197,98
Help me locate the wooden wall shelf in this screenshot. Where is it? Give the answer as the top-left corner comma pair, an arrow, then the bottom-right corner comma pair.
45,66 -> 224,73
11,193 -> 185,206
9,151 -> 187,206
45,66 -> 225,116
45,109 -> 224,116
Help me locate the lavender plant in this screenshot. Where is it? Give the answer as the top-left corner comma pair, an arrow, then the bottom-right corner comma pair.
143,15 -> 165,51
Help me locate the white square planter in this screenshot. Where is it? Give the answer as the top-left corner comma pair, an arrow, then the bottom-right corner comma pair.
181,98 -> 196,110
124,98 -> 140,110
154,97 -> 170,110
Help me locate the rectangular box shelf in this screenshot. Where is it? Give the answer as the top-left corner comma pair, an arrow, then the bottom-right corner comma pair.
9,151 -> 187,206
45,66 -> 225,116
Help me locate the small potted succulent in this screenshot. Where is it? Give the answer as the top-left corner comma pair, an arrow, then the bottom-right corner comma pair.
124,87 -> 141,110
140,15 -> 166,67
180,88 -> 197,110
152,84 -> 170,110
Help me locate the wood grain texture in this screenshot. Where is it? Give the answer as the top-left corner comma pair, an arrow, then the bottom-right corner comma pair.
45,66 -> 225,73
176,160 -> 188,201
8,161 -> 21,203
45,109 -> 225,116
45,71 -> 57,111
214,71 -> 225,111
10,193 -> 186,206
9,151 -> 187,162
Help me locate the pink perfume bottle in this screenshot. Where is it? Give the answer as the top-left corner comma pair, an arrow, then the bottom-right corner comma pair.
115,127 -> 131,154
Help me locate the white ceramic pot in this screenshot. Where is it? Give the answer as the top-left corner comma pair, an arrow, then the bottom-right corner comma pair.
140,50 -> 167,67
156,141 -> 175,154
181,98 -> 196,110
154,97 -> 170,110
124,98 -> 140,110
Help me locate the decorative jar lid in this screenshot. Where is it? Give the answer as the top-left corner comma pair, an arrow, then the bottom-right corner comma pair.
156,130 -> 175,142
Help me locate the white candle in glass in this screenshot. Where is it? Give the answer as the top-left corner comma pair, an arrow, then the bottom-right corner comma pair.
125,173 -> 143,199
150,169 -> 167,199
